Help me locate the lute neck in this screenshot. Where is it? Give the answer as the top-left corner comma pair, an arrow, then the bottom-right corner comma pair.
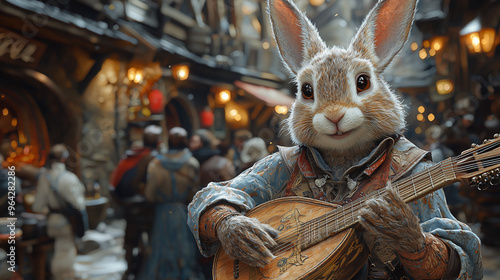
297,158 -> 458,249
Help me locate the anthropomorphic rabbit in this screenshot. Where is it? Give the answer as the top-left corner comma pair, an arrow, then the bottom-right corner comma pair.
188,0 -> 483,279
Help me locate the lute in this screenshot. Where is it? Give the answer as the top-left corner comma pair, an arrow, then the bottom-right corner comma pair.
213,135 -> 500,280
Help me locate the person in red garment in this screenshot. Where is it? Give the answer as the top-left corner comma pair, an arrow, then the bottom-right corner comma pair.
109,124 -> 162,280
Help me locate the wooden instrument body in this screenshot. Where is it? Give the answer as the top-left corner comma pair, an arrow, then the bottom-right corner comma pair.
213,197 -> 369,280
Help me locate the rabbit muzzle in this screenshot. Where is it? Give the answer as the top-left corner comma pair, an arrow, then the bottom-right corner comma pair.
312,108 -> 364,137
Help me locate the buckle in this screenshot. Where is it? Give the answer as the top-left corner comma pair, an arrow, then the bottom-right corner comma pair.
384,258 -> 399,272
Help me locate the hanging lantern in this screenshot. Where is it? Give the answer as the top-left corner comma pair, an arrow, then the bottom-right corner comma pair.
200,107 -> 214,127
460,17 -> 497,54
148,89 -> 164,114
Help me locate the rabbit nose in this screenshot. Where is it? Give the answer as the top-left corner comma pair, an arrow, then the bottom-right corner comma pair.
326,113 -> 345,124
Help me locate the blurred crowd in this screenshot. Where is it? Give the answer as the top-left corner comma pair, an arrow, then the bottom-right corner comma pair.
108,126 -> 269,280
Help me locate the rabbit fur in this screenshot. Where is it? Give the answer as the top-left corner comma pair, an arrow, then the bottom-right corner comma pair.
218,0 -> 426,267
359,186 -> 426,253
217,215 -> 279,267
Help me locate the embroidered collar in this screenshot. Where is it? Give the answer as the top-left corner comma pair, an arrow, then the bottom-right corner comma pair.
298,135 -> 399,182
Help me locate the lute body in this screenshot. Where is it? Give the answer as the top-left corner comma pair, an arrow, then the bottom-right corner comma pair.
213,197 -> 369,280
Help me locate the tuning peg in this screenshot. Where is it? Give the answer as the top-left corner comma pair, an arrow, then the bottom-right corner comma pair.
484,139 -> 490,144
471,176 -> 479,185
490,177 -> 500,186
495,133 -> 500,138
482,176 -> 490,183
477,181 -> 489,190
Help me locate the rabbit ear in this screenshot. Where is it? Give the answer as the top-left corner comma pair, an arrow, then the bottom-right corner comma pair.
268,0 -> 326,74
349,0 -> 418,71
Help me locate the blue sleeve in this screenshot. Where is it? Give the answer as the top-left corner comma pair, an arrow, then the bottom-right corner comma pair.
187,152 -> 291,257
409,161 -> 483,279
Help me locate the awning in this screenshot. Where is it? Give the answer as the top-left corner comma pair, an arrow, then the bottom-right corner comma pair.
234,80 -> 295,108
3,0 -> 138,46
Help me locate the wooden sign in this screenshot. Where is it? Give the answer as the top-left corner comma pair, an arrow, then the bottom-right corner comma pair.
0,27 -> 46,67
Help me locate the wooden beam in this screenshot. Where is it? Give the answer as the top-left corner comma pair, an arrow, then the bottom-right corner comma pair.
163,22 -> 187,40
161,5 -> 197,27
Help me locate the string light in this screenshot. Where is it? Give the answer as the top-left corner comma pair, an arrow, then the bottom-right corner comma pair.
428,113 -> 435,122
275,105 -> 288,115
419,49 -> 428,59
217,90 -> 231,104
411,42 -> 418,51
172,64 -> 190,80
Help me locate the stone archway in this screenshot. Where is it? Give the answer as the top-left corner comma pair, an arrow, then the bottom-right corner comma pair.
0,65 -> 81,172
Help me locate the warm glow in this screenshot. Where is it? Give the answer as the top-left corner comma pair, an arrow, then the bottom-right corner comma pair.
411,42 -> 418,51
418,106 -> 425,113
133,70 -> 143,83
480,28 -> 496,53
310,0 -> 325,6
463,29 -> 496,54
224,102 -> 248,128
173,64 -> 190,80
127,67 -> 137,81
262,42 -> 270,49
11,141 -> 17,149
419,49 -> 427,59
127,67 -> 144,83
417,114 -> 424,122
431,37 -> 444,51
11,117 -> 17,127
428,113 -> 435,122
2,108 -> 8,116
423,40 -> 430,48
415,127 -> 422,134
275,105 -> 288,115
436,79 -> 454,95
429,49 -> 436,56
470,33 -> 481,52
217,90 -> 231,104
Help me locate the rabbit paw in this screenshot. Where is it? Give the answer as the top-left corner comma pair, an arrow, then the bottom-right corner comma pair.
217,215 -> 279,267
359,187 -> 425,253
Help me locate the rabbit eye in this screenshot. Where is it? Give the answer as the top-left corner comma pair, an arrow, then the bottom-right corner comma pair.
301,83 -> 314,100
356,74 -> 371,93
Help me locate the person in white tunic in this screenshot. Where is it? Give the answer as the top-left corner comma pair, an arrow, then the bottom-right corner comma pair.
33,144 -> 86,280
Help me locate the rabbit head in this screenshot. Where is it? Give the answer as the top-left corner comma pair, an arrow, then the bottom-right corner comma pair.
269,0 -> 417,155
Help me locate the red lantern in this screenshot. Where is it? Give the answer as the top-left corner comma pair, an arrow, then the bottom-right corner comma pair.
200,107 -> 214,127
148,89 -> 164,114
